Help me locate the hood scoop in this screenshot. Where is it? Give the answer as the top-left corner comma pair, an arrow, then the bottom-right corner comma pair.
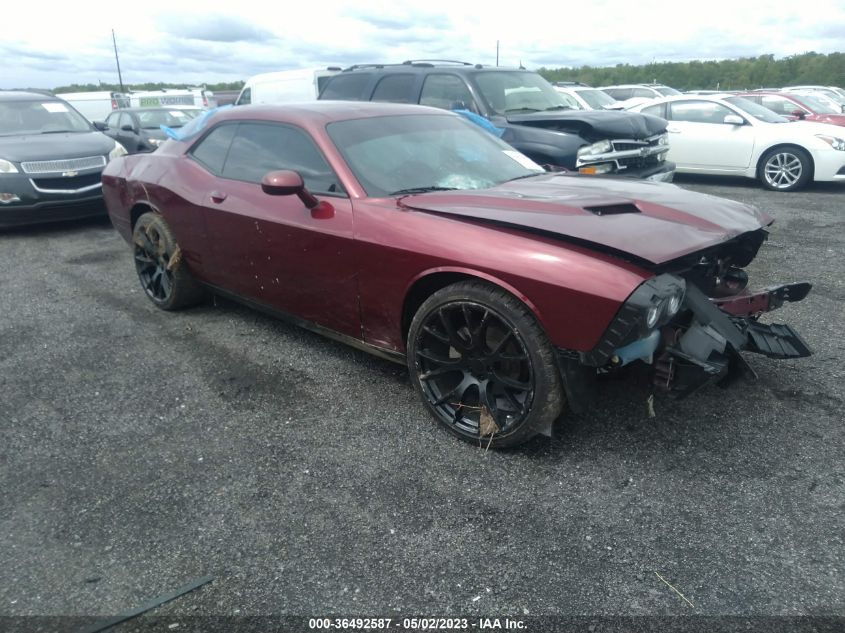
584,203 -> 640,216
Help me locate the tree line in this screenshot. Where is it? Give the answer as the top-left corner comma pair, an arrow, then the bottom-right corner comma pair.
537,52 -> 844,90
49,80 -> 245,93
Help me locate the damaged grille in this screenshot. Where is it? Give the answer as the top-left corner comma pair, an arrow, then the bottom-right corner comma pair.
577,133 -> 669,173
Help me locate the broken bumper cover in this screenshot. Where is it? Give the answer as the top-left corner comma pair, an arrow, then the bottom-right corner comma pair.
657,283 -> 812,394
566,278 -> 813,400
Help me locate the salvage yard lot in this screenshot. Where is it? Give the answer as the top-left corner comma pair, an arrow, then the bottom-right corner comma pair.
1,177 -> 843,625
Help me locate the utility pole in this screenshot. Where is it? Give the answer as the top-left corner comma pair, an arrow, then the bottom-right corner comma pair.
112,29 -> 125,92
496,40 -> 499,67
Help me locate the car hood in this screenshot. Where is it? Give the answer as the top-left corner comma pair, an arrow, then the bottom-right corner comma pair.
0,131 -> 115,163
505,109 -> 667,140
398,173 -> 772,266
805,114 -> 845,128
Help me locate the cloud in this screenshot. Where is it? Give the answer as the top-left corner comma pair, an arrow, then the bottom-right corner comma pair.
345,9 -> 452,31
156,14 -> 277,43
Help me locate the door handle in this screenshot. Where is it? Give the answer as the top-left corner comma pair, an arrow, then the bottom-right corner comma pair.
210,191 -> 228,203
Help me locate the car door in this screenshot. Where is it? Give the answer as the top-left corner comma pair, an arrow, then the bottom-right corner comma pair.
104,112 -> 122,142
665,100 -> 756,171
115,112 -> 142,152
198,121 -> 360,339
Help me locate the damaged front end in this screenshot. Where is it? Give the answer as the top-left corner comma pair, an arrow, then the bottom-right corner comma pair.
566,232 -> 812,405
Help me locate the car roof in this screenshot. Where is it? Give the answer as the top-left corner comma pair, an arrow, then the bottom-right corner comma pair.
212,101 -> 451,125
0,90 -> 59,102
335,62 -> 526,75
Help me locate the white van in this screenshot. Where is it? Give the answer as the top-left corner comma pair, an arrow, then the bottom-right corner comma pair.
235,67 -> 341,106
127,88 -> 215,109
53,91 -> 131,122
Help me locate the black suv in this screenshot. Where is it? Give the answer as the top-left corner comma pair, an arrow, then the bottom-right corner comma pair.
0,91 -> 125,228
319,61 -> 674,182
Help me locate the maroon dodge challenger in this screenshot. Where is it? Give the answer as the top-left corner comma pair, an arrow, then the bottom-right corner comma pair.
102,102 -> 812,448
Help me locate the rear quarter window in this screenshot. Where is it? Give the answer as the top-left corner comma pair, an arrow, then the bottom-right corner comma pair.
320,74 -> 372,100
190,124 -> 237,174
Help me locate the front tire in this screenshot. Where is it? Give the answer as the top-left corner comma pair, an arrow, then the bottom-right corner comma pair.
759,146 -> 812,191
407,281 -> 564,448
132,212 -> 205,310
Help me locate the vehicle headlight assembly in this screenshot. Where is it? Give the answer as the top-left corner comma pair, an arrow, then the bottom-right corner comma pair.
666,291 -> 684,316
657,133 -> 669,146
108,141 -> 128,161
147,138 -> 163,147
577,139 -> 613,158
816,134 -> 845,151
0,158 -> 19,174
646,304 -> 661,328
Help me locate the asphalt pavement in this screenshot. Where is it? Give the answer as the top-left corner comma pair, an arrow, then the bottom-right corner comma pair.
1,175 -> 843,632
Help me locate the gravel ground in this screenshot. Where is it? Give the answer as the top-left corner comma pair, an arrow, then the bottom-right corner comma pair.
0,176 -> 843,632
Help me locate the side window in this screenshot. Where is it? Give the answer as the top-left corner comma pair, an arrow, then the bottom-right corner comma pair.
106,113 -> 121,129
118,113 -> 134,130
222,122 -> 343,194
641,103 -> 666,118
761,96 -> 803,116
633,88 -> 654,98
419,74 -> 476,111
605,88 -> 632,100
320,74 -> 372,100
190,124 -> 238,174
669,100 -> 734,124
372,74 -> 415,103
237,87 -> 251,105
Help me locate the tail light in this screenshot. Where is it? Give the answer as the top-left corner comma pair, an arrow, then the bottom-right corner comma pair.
202,94 -> 208,107
111,99 -> 117,109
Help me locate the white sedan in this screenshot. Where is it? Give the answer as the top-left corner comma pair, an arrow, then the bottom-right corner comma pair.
627,94 -> 845,191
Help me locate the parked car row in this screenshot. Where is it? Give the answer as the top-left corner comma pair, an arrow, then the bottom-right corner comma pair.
55,87 -> 215,123
627,94 -> 845,191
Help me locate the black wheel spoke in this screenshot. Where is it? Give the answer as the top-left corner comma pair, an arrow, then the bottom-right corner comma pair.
419,365 -> 463,381
479,381 -> 499,421
416,348 -> 460,365
134,252 -> 155,265
491,330 -> 514,356
438,308 -> 466,350
433,375 -> 475,406
422,324 -> 449,344
474,309 -> 491,343
491,369 -> 530,391
501,387 -> 525,414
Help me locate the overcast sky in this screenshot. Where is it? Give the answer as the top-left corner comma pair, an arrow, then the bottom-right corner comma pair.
3,0 -> 844,89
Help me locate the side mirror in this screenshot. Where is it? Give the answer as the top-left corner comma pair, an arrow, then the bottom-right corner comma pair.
261,170 -> 319,209
791,109 -> 806,120
121,124 -> 136,132
723,114 -> 744,125
93,121 -> 107,131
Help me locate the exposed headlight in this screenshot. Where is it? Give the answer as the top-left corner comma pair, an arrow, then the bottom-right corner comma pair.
108,141 -> 128,161
147,138 -> 163,147
0,158 -> 19,174
816,134 -> 845,151
656,133 -> 669,146
577,139 -> 613,158
645,304 -> 660,329
666,292 -> 683,316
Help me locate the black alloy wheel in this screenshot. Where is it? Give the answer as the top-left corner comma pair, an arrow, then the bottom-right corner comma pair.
408,281 -> 564,448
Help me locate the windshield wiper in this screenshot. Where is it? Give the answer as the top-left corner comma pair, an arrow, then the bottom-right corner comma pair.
390,186 -> 459,196
543,105 -> 573,111
40,129 -> 80,134
504,107 -> 541,113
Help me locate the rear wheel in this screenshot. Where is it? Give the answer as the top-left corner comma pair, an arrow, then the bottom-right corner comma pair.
132,212 -> 205,310
407,281 -> 564,448
759,146 -> 812,191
